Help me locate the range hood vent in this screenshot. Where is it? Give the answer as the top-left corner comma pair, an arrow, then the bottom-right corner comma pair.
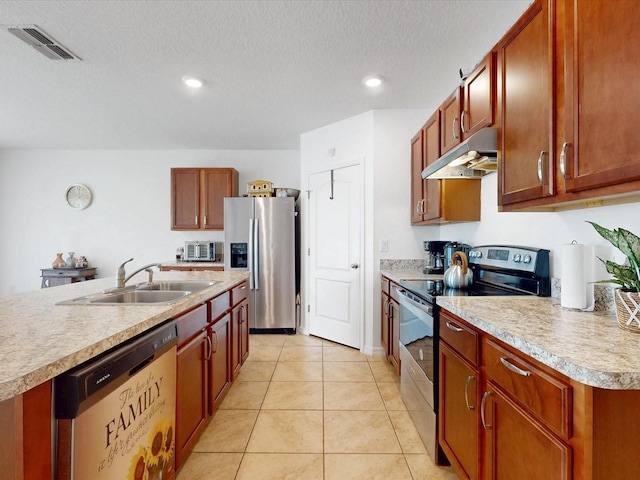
7,25 -> 80,60
422,127 -> 497,180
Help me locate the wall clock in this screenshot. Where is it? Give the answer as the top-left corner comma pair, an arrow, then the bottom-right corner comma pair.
65,184 -> 93,210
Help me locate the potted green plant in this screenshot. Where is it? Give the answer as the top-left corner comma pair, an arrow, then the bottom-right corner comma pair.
588,221 -> 640,332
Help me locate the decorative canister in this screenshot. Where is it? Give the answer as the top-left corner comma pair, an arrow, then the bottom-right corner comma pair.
65,252 -> 76,268
53,253 -> 65,268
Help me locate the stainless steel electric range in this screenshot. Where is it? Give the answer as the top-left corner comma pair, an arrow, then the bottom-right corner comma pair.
397,245 -> 550,465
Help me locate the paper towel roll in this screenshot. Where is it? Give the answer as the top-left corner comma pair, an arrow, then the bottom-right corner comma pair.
561,242 -> 586,309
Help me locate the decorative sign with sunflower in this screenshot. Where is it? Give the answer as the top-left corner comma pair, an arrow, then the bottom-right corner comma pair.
71,346 -> 177,480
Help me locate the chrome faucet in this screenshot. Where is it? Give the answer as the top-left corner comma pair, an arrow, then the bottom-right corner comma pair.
115,258 -> 162,289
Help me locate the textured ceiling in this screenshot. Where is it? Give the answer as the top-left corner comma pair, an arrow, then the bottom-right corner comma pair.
0,0 -> 531,150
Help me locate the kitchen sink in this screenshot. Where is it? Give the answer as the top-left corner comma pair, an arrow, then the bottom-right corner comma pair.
136,281 -> 217,292
57,289 -> 190,305
57,280 -> 218,306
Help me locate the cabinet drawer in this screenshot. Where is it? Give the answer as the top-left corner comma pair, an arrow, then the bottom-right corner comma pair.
210,291 -> 230,322
439,312 -> 479,365
176,303 -> 208,345
484,338 -> 572,438
389,281 -> 400,303
231,281 -> 248,307
381,276 -> 390,296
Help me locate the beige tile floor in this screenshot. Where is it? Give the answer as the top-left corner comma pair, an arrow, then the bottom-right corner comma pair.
178,333 -> 459,480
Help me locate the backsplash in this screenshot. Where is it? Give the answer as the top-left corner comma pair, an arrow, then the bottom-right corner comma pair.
380,259 -> 424,271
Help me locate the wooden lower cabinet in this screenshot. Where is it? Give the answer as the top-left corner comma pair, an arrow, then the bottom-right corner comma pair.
209,312 -> 231,413
439,342 -> 481,480
231,298 -> 249,380
176,329 -> 209,468
380,276 -> 400,374
483,382 -> 572,480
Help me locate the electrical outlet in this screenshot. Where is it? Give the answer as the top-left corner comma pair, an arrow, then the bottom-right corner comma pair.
379,239 -> 388,252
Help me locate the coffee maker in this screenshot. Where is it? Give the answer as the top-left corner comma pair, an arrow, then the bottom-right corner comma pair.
423,241 -> 449,274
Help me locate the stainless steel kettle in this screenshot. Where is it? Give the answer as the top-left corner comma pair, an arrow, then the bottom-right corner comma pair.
443,241 -> 471,269
443,251 -> 473,289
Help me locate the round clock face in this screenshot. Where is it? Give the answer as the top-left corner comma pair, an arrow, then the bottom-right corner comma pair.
66,184 -> 93,209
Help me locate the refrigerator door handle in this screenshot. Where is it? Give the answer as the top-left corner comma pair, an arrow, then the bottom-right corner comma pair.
248,218 -> 255,290
253,218 -> 260,290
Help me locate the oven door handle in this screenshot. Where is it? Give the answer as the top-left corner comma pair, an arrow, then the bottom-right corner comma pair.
398,289 -> 433,315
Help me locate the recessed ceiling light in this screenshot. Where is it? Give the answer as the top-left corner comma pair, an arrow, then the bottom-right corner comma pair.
362,75 -> 383,88
182,76 -> 203,88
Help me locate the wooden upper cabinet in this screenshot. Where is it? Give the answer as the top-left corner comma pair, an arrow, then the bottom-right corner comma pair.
440,88 -> 463,154
498,0 -> 554,207
562,0 -> 640,192
461,52 -> 495,140
410,128 -> 425,224
423,111 -> 442,221
171,168 -> 238,231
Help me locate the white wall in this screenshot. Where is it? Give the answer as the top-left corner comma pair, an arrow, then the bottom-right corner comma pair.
0,149 -> 300,295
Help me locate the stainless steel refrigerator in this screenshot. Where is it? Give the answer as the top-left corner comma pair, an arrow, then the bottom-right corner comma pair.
224,197 -> 297,331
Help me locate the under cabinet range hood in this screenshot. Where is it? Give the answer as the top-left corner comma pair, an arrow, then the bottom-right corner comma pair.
421,127 -> 498,179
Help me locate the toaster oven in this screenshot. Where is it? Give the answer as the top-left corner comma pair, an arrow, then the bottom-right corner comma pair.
184,241 -> 222,262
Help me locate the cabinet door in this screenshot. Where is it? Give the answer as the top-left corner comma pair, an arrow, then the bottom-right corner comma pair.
240,299 -> 250,364
423,110 -> 442,221
209,314 -> 231,413
231,299 -> 249,380
388,297 -> 400,374
440,88 -> 462,154
498,0 -> 555,206
562,0 -> 640,192
171,168 -> 200,230
202,168 -> 237,230
381,291 -> 390,355
439,342 -> 480,480
176,329 -> 209,469
483,382 -> 572,480
410,129 -> 425,224
462,53 -> 495,140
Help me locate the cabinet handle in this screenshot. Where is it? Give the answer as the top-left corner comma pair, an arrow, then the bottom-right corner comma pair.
536,151 -> 548,186
465,375 -> 475,410
240,285 -> 247,290
460,110 -> 467,134
421,199 -> 426,214
212,330 -> 218,353
446,321 -> 463,332
205,335 -> 212,361
452,118 -> 459,139
481,391 -> 492,429
387,300 -> 393,318
500,356 -> 531,377
195,215 -> 198,225
203,215 -> 207,225
560,142 -> 571,180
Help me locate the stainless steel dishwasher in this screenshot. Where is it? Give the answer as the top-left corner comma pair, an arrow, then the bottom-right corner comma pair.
55,320 -> 178,480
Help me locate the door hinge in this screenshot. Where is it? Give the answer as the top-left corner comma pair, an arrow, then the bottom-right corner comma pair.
307,248 -> 310,256
307,190 -> 310,199
307,305 -> 310,313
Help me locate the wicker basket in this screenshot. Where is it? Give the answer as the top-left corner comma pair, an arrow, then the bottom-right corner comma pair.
614,289 -> 640,333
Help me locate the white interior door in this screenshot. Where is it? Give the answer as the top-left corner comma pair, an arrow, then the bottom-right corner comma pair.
307,164 -> 362,348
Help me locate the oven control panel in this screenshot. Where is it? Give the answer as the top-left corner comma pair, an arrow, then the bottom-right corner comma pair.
468,245 -> 548,274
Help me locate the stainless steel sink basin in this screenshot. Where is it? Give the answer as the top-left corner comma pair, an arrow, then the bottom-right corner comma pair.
57,289 -> 191,305
57,280 -> 218,306
136,281 -> 217,292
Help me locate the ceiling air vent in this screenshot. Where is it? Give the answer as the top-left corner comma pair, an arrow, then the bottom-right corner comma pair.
7,25 -> 80,60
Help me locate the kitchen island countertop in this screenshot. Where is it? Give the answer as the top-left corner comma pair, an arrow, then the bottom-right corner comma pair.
438,295 -> 640,390
0,270 -> 249,401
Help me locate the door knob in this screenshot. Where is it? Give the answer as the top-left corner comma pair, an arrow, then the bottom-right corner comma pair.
351,263 -> 359,269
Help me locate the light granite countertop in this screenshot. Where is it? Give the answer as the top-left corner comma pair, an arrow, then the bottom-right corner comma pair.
0,270 -> 249,402
437,296 -> 640,390
380,269 -> 443,284
162,261 -> 224,268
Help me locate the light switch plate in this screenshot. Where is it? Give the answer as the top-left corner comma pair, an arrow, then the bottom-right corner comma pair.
379,239 -> 388,252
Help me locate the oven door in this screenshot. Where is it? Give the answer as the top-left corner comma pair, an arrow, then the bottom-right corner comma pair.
398,289 -> 435,408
